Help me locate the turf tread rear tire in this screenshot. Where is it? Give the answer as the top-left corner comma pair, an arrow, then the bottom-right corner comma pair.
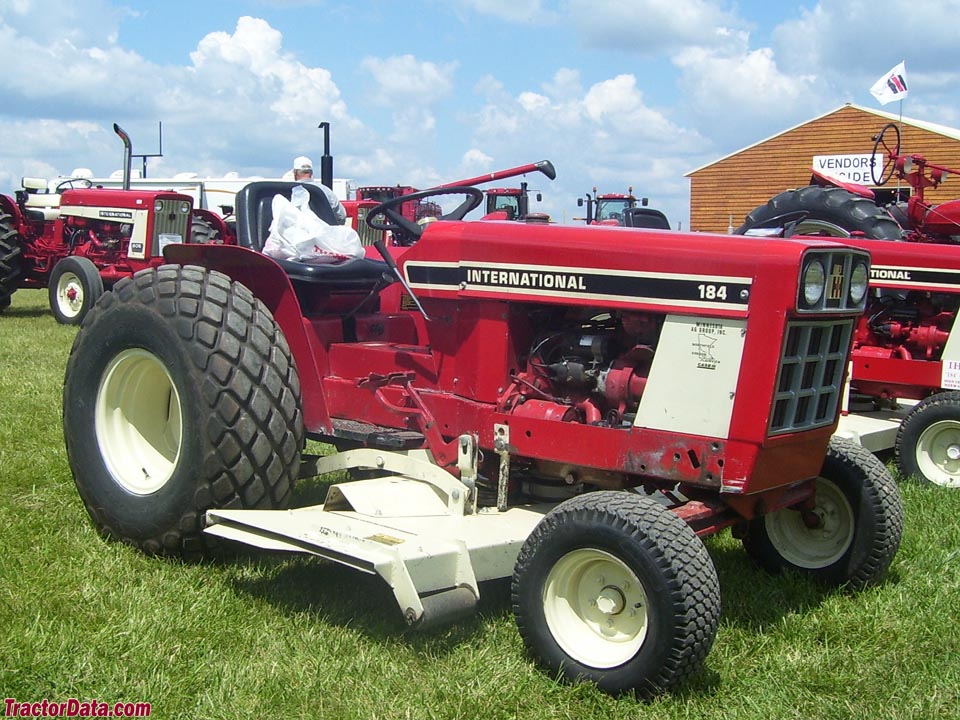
64,264 -> 303,556
512,491 -> 720,697
736,186 -> 903,239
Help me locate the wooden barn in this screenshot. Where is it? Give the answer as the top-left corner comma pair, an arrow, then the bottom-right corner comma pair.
686,104 -> 960,234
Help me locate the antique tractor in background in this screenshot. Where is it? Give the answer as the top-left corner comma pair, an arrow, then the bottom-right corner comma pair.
736,124 -> 960,487
62,161 -> 901,696
0,125 -> 196,324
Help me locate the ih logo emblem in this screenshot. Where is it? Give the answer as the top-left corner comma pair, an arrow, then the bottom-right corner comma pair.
828,262 -> 845,301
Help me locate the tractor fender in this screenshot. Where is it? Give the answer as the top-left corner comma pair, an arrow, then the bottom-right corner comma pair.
163,243 -> 332,433
0,193 -> 26,227
810,170 -> 875,200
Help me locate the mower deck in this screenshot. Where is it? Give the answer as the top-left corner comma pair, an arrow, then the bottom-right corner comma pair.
834,401 -> 915,453
204,445 -> 551,628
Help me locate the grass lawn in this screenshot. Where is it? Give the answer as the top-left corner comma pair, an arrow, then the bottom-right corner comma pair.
1,287 -> 958,719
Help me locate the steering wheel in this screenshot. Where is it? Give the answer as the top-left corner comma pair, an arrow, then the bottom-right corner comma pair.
367,186 -> 484,245
55,178 -> 94,192
871,123 -> 901,186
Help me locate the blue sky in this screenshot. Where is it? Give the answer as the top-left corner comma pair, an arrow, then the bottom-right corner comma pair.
2,0 -> 959,226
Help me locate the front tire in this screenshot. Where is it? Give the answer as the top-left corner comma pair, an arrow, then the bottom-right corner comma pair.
63,265 -> 304,555
896,391 -> 960,487
742,437 -> 903,589
512,491 -> 720,697
736,186 -> 903,239
49,256 -> 103,324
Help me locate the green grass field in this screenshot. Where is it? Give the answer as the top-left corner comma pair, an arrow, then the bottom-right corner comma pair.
1,288 -> 959,719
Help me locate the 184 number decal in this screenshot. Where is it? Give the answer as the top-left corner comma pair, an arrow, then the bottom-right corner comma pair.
697,284 -> 728,301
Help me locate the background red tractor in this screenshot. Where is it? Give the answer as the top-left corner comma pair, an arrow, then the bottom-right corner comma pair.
0,125 -> 198,323
61,164 -> 900,696
735,125 -> 960,486
577,186 -> 670,229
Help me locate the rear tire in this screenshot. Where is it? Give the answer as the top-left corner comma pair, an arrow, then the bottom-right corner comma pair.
63,264 -> 304,556
512,491 -> 720,697
736,186 -> 903,240
191,216 -> 221,244
0,213 -> 24,312
896,391 -> 960,487
742,437 -> 903,590
48,256 -> 103,324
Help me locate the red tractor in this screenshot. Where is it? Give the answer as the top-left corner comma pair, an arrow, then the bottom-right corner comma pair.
0,125 -> 199,323
577,187 -> 670,229
61,167 -> 901,696
483,182 -> 549,221
735,125 -> 960,486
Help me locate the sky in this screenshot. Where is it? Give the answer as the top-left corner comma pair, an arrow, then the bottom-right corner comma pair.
1,0 -> 959,227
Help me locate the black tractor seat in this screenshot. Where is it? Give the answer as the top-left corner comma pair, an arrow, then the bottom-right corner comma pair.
234,181 -> 392,287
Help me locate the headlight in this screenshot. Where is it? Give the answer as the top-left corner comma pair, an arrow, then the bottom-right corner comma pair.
154,199 -> 164,212
803,260 -> 825,306
849,261 -> 869,305
180,202 -> 190,214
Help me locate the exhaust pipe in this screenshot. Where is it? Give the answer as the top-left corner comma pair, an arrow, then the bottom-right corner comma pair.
318,121 -> 333,190
113,123 -> 132,191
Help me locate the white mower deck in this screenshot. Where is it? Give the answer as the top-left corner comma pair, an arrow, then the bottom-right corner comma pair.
204,443 -> 550,628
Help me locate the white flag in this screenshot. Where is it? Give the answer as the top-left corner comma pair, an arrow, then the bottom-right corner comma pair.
870,61 -> 908,105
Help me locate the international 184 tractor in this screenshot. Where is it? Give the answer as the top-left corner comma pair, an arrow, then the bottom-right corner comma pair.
736,124 -> 960,487
62,164 -> 902,696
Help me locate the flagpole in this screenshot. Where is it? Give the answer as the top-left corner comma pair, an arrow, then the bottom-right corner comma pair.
897,98 -> 904,200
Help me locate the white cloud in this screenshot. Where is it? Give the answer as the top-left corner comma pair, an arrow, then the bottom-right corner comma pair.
563,0 -> 748,55
0,12 -> 372,182
361,54 -> 458,103
465,70 -> 709,225
453,0 -> 549,23
673,44 -> 820,138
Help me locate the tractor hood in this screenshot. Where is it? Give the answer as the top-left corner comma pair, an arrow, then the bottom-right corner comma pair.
398,220 -> 864,320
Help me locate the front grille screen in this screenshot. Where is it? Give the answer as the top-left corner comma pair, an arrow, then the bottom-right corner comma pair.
769,320 -> 853,434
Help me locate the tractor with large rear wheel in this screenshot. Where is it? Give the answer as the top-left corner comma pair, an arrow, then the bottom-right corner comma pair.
62,164 -> 902,697
736,124 -> 960,487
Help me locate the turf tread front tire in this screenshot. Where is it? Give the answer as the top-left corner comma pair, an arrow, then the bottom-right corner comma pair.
743,437 -> 902,590
63,264 -> 303,556
512,491 -> 720,697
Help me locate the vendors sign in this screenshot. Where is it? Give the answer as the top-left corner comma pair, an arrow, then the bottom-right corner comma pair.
812,154 -> 882,185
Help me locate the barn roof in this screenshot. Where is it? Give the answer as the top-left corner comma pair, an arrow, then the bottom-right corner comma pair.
686,103 -> 960,177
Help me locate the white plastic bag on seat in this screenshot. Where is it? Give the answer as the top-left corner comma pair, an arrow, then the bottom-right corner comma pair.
263,185 -> 363,264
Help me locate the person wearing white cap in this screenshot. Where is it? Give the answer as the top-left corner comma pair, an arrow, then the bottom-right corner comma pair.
292,155 -> 347,224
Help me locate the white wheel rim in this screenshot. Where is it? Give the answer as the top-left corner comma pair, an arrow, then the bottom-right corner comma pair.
95,349 -> 183,495
765,477 -> 854,568
56,271 -> 84,318
795,219 -> 851,238
915,419 -> 960,487
543,548 -> 649,669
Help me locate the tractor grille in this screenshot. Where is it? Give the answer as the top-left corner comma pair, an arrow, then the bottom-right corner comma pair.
769,319 -> 853,435
152,199 -> 190,257
354,206 -> 382,247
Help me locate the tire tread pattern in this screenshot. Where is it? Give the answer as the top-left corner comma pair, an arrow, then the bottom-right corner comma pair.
512,491 -> 720,696
65,264 -> 303,556
895,390 -> 960,485
735,186 -> 903,239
